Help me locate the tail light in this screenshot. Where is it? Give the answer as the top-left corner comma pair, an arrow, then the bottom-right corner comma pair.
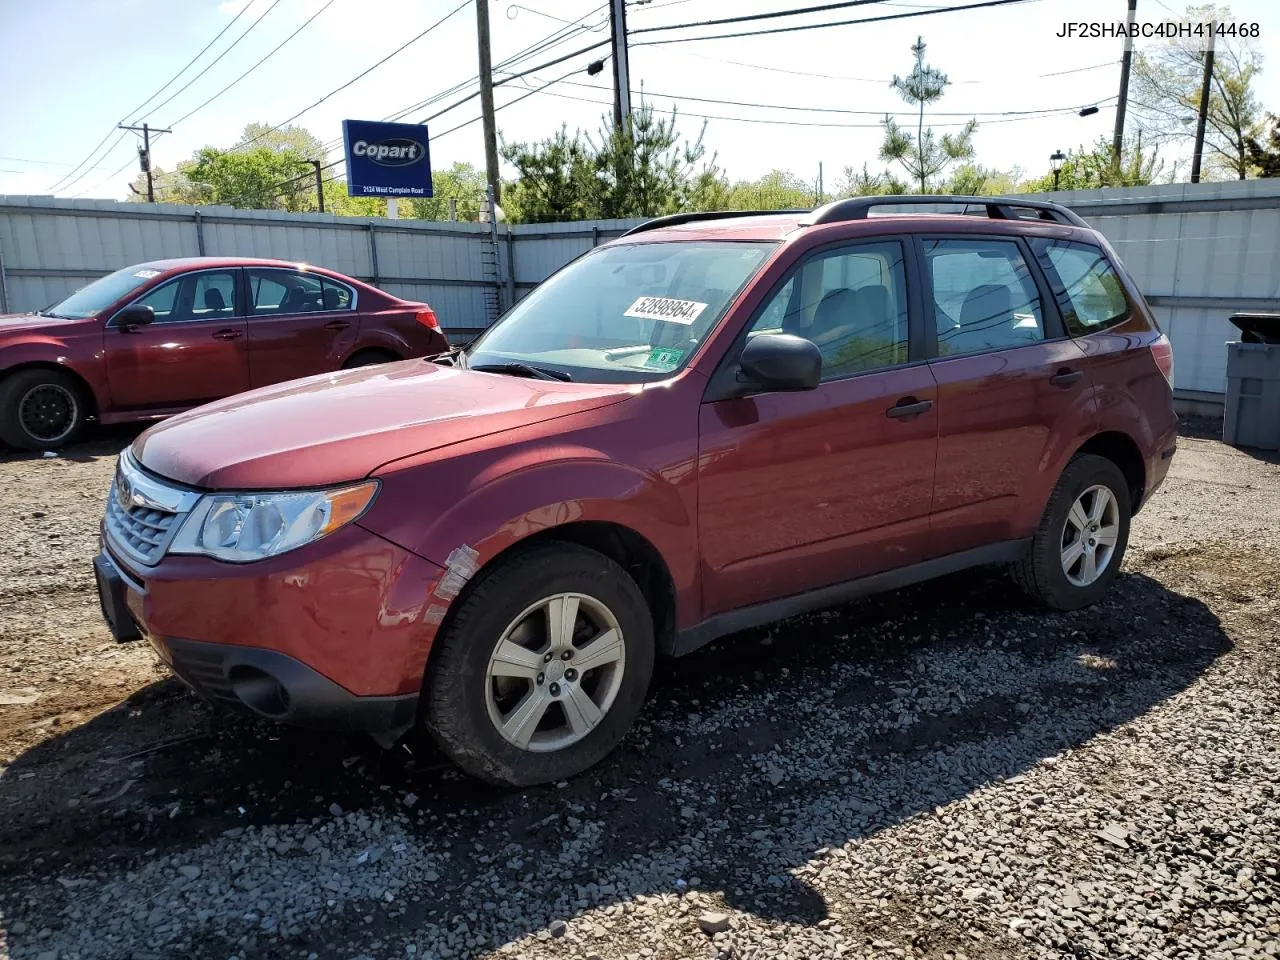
415,307 -> 441,332
1150,334 -> 1174,388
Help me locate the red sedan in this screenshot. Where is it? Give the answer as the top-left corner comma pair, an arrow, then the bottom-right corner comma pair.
0,257 -> 449,450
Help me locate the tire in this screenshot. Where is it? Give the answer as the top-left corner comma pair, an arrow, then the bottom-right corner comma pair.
342,349 -> 399,369
1011,453 -> 1132,611
423,542 -> 655,787
0,368 -> 87,451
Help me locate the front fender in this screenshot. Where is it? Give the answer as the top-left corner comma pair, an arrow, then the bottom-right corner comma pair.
0,340 -> 110,414
360,446 -> 699,624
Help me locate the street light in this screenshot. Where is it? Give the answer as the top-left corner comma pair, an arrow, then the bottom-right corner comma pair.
1050,150 -> 1067,191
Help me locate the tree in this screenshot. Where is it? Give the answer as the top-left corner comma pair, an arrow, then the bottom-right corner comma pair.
408,162 -> 488,221
1022,135 -> 1165,191
834,163 -> 908,197
499,103 -> 722,223
880,36 -> 977,193
942,163 -> 1023,196
1245,112 -> 1280,177
184,145 -> 316,210
719,169 -> 816,210
1130,4 -> 1264,180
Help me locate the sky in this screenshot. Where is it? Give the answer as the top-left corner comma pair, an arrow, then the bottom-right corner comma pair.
1,0 -> 1278,201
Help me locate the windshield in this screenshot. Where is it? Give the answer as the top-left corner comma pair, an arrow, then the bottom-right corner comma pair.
466,241 -> 777,383
46,265 -> 164,319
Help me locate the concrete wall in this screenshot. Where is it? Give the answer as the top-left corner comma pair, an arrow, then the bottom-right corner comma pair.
3,181 -> 1279,399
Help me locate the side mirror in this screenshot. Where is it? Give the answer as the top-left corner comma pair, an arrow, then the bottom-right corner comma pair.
738,333 -> 822,392
115,303 -> 155,331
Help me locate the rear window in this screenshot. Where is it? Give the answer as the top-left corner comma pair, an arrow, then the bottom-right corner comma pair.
1030,239 -> 1131,335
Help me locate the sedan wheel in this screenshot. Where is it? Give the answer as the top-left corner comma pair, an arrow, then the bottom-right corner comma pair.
0,369 -> 88,451
18,382 -> 79,444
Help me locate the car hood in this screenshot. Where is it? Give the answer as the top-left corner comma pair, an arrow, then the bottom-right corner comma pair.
133,360 -> 633,489
0,312 -> 83,336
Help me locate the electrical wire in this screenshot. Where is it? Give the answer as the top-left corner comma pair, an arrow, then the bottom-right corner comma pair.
68,152 -> 140,199
52,132 -> 132,195
140,0 -> 286,121
166,0 -> 340,128
631,0 -> 895,34
230,0 -> 471,155
632,0 -> 1042,45
45,0 -> 261,192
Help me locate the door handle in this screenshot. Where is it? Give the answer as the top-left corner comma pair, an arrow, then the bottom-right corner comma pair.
212,328 -> 243,341
886,397 -> 933,420
323,319 -> 351,331
1049,368 -> 1083,388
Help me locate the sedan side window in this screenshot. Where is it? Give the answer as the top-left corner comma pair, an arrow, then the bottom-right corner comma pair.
924,239 -> 1045,356
129,271 -> 238,323
747,242 -> 910,380
249,270 -> 326,316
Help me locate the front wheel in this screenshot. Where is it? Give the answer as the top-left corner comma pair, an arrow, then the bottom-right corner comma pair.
1011,453 -> 1132,610
0,369 -> 87,451
423,543 -> 655,786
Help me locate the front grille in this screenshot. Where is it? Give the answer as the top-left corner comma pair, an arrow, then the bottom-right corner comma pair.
102,452 -> 201,568
104,486 -> 179,566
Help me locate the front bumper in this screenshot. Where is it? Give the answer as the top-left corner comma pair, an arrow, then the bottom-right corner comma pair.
95,523 -> 447,736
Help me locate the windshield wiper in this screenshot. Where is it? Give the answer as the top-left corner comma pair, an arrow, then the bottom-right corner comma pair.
470,362 -> 572,382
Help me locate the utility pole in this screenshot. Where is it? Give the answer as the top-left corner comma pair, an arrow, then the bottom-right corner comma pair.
119,122 -> 170,203
475,0 -> 501,206
816,162 -> 824,204
1113,0 -> 1138,160
311,160 -> 325,213
1190,20 -> 1216,184
609,0 -> 632,132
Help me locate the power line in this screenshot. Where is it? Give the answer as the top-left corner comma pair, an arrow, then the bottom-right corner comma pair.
45,0 -> 261,192
51,132 -> 131,195
631,0 -> 895,35
230,0 -> 471,155
69,153 -> 139,199
141,0 -> 286,122
166,0 -> 340,128
632,0 -> 1042,45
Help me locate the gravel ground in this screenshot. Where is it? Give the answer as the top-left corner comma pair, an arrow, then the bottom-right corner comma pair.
0,426 -> 1278,960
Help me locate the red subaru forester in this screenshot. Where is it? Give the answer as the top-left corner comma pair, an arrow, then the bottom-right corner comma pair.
95,197 -> 1177,786
0,257 -> 448,450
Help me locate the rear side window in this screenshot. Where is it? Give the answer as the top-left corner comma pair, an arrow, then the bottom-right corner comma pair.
247,270 -> 352,315
923,238 -> 1045,356
1030,239 -> 1130,335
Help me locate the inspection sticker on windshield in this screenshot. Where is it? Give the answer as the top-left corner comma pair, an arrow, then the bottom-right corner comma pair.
133,269 -> 161,279
642,347 -> 684,371
624,296 -> 708,325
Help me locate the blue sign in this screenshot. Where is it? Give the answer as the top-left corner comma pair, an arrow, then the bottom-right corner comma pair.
342,119 -> 433,198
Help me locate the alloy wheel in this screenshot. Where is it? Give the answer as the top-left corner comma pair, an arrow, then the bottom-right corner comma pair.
484,592 -> 626,753
1060,484 -> 1120,587
18,383 -> 78,444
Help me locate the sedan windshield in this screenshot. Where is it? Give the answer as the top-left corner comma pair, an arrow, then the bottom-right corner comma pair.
46,265 -> 163,319
466,241 -> 777,383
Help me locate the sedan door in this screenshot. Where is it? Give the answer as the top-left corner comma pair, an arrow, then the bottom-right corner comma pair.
697,239 -> 938,617
245,268 -> 360,387
920,235 -> 1096,555
103,269 -> 249,411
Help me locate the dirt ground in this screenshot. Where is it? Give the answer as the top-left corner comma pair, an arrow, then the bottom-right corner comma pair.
0,424 -> 1277,960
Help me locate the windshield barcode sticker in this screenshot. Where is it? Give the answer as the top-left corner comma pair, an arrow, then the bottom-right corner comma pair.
624,296 -> 708,325
133,269 -> 161,279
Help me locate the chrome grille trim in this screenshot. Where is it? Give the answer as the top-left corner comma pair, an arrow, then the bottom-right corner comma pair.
103,451 -> 202,568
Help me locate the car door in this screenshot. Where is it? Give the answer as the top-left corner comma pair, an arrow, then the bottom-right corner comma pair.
697,239 -> 939,617
919,235 -> 1096,555
103,268 -> 249,411
245,268 -> 360,387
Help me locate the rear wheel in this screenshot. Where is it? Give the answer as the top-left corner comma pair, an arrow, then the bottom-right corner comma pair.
1011,453 -> 1131,610
0,369 -> 87,451
342,349 -> 399,369
423,543 -> 655,786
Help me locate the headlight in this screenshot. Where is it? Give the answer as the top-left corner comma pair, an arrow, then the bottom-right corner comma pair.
169,481 -> 378,563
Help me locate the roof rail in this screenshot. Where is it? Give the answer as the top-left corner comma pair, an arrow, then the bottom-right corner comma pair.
618,208 -> 810,238
803,194 -> 1090,228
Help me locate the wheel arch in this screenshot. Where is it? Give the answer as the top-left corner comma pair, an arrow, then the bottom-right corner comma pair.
1074,430 -> 1146,513
0,360 -> 101,419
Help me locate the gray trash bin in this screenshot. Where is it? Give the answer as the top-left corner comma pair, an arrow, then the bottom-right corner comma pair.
1223,313 -> 1280,451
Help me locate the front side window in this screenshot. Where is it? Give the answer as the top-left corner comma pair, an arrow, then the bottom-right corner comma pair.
129,270 -> 238,323
1030,239 -> 1130,335
466,241 -> 777,383
747,241 -> 910,379
248,270 -> 346,316
924,238 -> 1045,356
